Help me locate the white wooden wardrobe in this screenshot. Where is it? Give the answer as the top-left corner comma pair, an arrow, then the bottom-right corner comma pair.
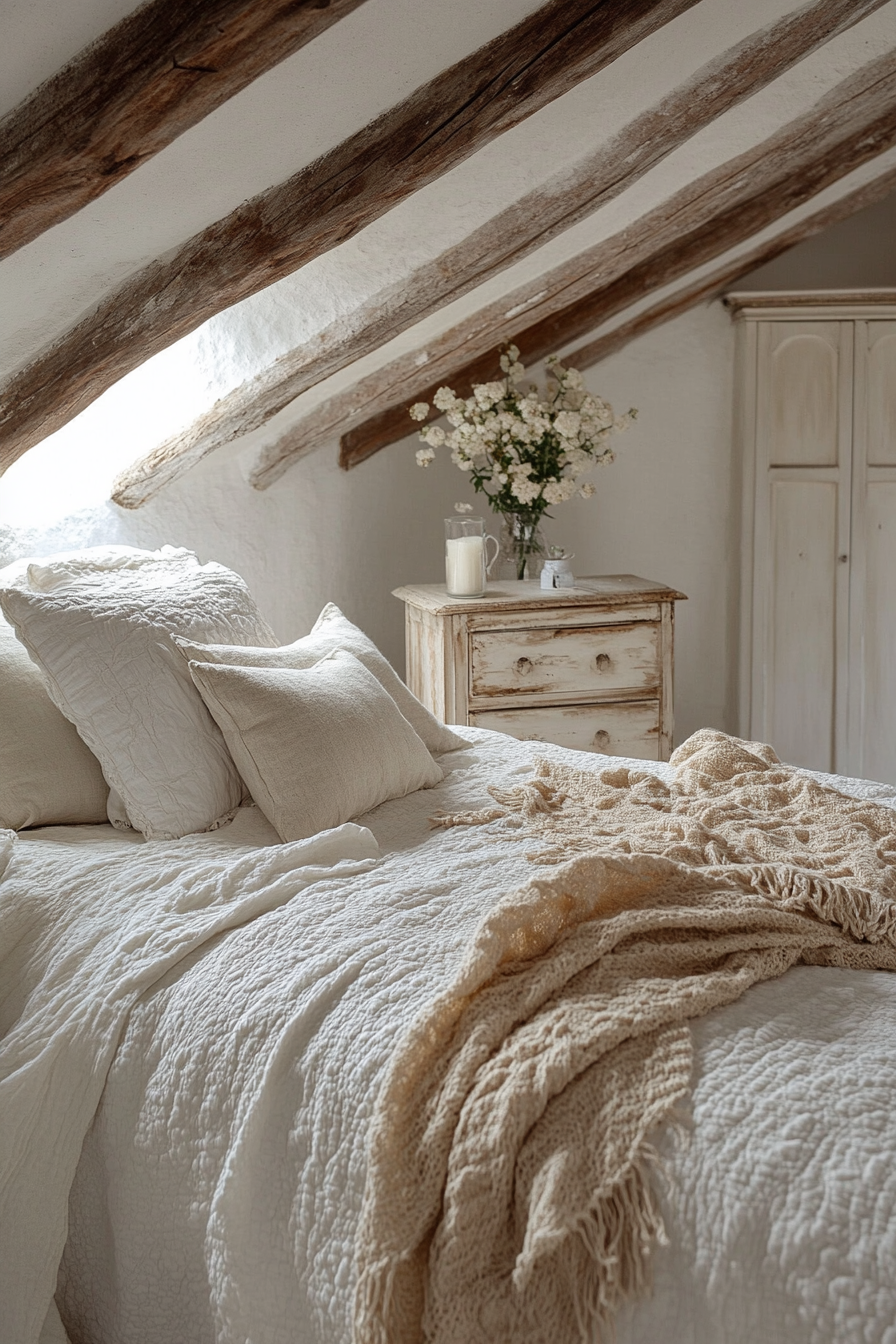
730,291 -> 896,784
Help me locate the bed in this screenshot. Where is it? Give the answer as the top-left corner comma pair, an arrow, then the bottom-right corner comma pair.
2,548 -> 896,1344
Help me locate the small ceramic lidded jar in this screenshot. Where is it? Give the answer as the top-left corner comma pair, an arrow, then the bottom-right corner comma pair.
444,517 -> 499,597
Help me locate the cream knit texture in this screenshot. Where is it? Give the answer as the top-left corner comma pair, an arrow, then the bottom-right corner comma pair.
355,730 -> 896,1344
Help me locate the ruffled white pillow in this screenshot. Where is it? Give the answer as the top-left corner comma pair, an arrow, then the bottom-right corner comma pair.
0,546 -> 276,840
175,602 -> 464,756
188,650 -> 443,841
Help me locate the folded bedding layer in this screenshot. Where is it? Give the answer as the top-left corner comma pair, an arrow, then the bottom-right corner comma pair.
8,727 -> 888,1344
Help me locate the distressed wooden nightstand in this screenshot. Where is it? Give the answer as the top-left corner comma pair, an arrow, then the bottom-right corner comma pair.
393,576 -> 686,761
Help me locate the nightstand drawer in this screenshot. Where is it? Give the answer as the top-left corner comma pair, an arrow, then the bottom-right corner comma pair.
469,700 -> 661,759
470,621 -> 659,703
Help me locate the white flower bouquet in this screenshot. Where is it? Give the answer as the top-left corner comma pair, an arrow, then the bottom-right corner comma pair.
409,347 -> 635,577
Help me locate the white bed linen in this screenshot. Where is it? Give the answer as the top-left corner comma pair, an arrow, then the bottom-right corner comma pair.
3,729 -> 895,1344
0,817 -> 379,1344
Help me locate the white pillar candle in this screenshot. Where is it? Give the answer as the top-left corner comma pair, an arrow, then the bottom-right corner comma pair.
446,535 -> 485,595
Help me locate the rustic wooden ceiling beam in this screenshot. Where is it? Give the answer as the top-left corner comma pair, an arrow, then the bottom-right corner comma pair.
238,52 -> 896,483
330,57 -> 896,472
265,159 -> 896,483
0,0 -> 370,262
241,157 -> 896,488
559,167 -> 896,370
0,0 -> 700,477
109,0 -> 888,509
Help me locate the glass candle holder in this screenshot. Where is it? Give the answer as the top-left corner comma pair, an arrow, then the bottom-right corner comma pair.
445,517 -> 498,597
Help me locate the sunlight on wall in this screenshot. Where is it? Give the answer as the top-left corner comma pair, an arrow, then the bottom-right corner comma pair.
0,337 -> 217,532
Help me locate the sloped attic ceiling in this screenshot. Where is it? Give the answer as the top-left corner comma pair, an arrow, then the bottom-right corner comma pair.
1,0 -> 895,508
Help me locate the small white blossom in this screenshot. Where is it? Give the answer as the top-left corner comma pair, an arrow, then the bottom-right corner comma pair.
563,446 -> 591,475
578,481 -> 596,498
433,386 -> 457,412
554,410 -> 582,439
511,477 -> 542,505
420,424 -> 446,447
543,478 -> 577,504
409,402 -> 429,421
415,447 -> 436,467
454,502 -> 474,513
473,381 -> 505,409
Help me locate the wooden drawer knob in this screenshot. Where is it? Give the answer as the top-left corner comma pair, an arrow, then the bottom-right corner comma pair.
595,653 -> 612,672
593,729 -> 611,751
515,656 -> 534,676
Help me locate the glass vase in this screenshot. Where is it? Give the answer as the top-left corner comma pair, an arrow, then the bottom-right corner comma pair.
497,512 -> 546,581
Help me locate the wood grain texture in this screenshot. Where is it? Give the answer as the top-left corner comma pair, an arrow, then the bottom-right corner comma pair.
395,576 -> 681,758
0,0 -> 369,261
725,289 -> 896,313
110,0 -> 887,507
334,52 -> 896,472
468,701 -> 662,758
241,92 -> 896,487
0,0 -> 700,476
561,170 -> 896,370
469,622 -> 661,702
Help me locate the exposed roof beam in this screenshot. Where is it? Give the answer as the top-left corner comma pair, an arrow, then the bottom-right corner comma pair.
237,54 -> 896,485
558,170 -> 896,368
332,63 -> 896,471
109,0 -> 887,509
0,0 -> 369,262
247,171 -> 896,485
279,165 -> 894,477
0,0 -> 700,477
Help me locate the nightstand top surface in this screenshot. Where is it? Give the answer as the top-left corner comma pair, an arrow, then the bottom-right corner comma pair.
393,575 -> 687,616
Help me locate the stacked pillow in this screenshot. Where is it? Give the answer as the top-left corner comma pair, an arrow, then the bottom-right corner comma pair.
177,603 -> 465,841
189,650 -> 443,841
0,552 -> 460,842
0,546 -> 276,840
175,602 -> 465,756
0,615 -> 109,831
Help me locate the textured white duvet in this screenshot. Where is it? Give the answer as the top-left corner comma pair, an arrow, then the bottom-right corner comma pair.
3,729 -> 896,1344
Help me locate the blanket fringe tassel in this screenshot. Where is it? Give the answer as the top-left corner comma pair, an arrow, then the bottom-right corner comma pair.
354,1255 -> 398,1344
562,1151 -> 666,1344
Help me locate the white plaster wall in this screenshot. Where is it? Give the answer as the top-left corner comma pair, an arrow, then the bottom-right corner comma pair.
735,188 -> 896,289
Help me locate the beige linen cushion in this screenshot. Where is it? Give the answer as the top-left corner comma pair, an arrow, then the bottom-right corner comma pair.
188,650 -> 443,841
0,619 -> 109,830
175,602 -> 464,756
0,546 -> 276,840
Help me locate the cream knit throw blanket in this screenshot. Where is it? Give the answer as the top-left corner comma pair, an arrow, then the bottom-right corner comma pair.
354,731 -> 896,1344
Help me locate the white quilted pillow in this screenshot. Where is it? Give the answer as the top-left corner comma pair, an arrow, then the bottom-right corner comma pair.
188,650 -> 443,841
0,546 -> 276,840
175,602 -> 465,756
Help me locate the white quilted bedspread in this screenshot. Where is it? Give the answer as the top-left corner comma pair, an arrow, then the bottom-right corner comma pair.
3,729 -> 896,1344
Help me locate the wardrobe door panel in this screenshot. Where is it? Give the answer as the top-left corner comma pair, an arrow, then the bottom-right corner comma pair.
766,324 -> 842,466
866,325 -> 896,466
862,483 -> 896,784
766,479 -> 838,773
